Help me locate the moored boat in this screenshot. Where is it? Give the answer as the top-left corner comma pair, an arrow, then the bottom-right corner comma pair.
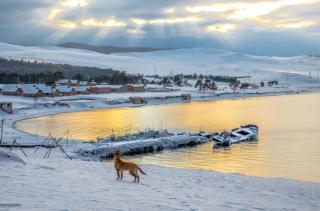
213,125 -> 258,148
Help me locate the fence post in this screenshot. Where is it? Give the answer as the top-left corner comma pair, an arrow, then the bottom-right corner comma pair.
0,119 -> 4,144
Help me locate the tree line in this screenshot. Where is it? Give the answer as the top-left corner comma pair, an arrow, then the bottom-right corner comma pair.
0,57 -> 143,84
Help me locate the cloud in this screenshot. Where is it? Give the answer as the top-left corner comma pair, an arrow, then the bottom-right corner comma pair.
61,0 -> 89,8
206,24 -> 237,33
0,0 -> 319,56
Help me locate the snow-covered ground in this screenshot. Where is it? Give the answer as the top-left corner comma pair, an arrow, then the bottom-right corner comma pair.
1,42 -> 320,82
1,148 -> 320,211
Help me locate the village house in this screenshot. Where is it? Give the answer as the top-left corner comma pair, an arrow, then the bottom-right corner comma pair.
87,81 -> 97,86
1,84 -> 23,96
145,84 -> 172,92
78,81 -> 88,86
21,84 -> 44,97
108,85 -> 123,92
73,86 -> 90,95
70,80 -> 79,86
88,85 -> 112,94
0,102 -> 12,114
55,85 -> 77,96
36,84 -> 59,97
118,84 -> 145,92
57,79 -> 80,86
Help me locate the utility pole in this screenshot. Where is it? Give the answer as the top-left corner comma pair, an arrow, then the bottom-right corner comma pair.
0,119 -> 4,144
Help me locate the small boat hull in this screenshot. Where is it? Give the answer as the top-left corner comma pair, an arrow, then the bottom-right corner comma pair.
213,125 -> 258,148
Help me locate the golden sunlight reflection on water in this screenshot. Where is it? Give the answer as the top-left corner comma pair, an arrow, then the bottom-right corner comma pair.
16,93 -> 320,182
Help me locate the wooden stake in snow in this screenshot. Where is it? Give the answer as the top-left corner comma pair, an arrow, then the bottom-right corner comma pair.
0,119 -> 4,144
50,135 -> 72,160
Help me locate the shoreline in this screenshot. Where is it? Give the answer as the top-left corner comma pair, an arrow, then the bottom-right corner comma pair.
12,89 -> 316,143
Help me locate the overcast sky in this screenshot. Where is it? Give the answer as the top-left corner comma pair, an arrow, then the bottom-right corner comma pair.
0,0 -> 319,56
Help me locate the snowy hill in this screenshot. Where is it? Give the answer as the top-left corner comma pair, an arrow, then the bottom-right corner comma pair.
0,42 -> 319,81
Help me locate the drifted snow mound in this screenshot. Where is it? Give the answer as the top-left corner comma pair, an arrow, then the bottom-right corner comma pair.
0,149 -> 26,165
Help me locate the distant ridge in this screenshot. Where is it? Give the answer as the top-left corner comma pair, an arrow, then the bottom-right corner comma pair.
57,42 -> 172,54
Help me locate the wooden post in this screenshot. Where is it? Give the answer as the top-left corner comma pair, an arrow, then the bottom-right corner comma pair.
0,119 -> 4,144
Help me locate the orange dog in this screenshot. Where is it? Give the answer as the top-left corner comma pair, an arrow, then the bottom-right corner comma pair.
113,151 -> 146,183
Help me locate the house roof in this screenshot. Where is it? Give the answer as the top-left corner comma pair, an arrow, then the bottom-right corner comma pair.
78,81 -> 88,86
106,85 -> 122,89
22,86 -> 42,95
36,85 -> 55,94
57,79 -> 70,84
73,86 -> 89,92
1,84 -> 20,92
56,85 -> 73,93
125,84 -> 145,88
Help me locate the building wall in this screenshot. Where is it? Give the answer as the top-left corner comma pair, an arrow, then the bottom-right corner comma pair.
119,85 -> 145,92
89,87 -> 112,94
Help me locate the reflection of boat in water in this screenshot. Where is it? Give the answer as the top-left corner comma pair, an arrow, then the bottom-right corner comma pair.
212,125 -> 258,148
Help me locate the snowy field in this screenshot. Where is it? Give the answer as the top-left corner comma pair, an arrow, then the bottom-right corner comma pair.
1,42 -> 320,82
1,148 -> 320,211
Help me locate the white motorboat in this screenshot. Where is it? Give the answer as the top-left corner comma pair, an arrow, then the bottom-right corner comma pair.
213,125 -> 258,148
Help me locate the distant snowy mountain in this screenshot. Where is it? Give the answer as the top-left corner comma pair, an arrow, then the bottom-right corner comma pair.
0,42 -> 319,81
58,42 -> 170,54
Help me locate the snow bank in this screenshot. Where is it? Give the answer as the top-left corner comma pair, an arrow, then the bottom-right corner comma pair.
77,134 -> 208,159
0,150 -> 319,211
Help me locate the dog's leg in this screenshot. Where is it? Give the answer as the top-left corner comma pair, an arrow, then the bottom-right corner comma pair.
129,171 -> 136,182
134,169 -> 140,183
116,169 -> 120,179
120,171 -> 123,180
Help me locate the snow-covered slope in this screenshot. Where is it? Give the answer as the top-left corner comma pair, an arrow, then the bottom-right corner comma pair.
0,42 -> 319,81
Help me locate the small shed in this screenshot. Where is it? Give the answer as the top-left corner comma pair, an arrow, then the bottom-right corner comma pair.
0,102 -> 12,114
181,94 -> 191,102
129,97 -> 147,104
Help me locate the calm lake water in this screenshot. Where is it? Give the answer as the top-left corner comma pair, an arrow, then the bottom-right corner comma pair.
17,93 -> 320,182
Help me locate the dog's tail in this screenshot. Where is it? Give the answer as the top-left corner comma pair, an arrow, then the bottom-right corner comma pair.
138,166 -> 147,175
